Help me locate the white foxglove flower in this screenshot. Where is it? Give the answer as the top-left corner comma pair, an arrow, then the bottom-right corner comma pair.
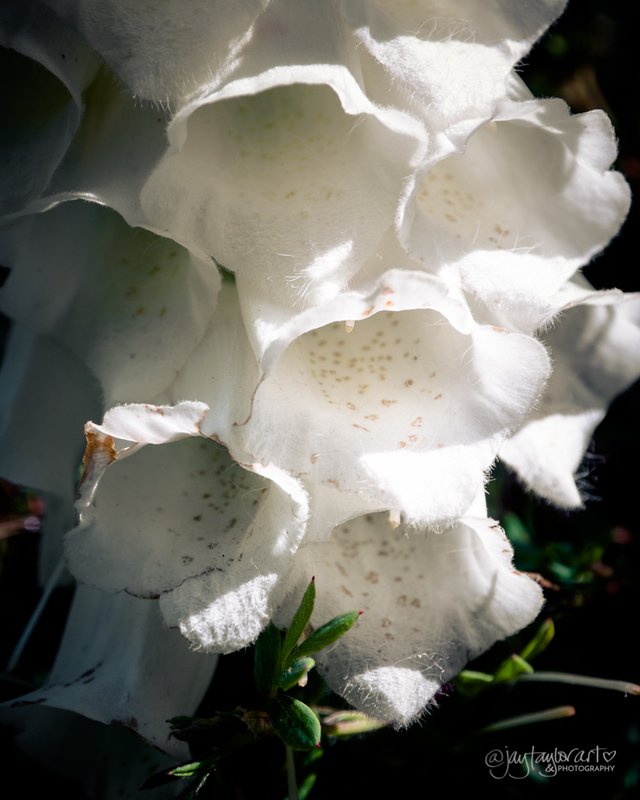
7,584 -> 217,755
168,279 -> 550,532
41,0 -> 566,121
0,201 -> 220,405
2,0 -> 638,749
67,401 -> 309,654
501,279 -> 640,506
405,85 -> 631,334
4,2 -> 572,354
274,508 -> 543,724
0,200 -> 218,576
66,402 -> 543,726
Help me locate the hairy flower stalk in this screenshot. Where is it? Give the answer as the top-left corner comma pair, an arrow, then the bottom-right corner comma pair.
1,0 -> 639,786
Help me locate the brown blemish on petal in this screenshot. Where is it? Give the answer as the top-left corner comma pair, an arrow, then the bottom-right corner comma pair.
80,428 -> 117,486
310,453 -> 319,464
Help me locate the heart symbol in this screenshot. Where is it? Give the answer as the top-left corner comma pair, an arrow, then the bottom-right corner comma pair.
602,751 -> 616,763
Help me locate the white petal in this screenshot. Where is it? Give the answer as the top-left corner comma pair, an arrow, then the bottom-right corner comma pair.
501,286 -> 640,506
171,277 -> 549,532
407,95 -> 630,332
1,202 -> 220,405
275,513 -> 543,725
68,402 -> 308,652
346,0 -> 566,154
140,79 -> 423,313
6,584 -> 217,756
0,4 -> 99,213
43,0 -> 334,104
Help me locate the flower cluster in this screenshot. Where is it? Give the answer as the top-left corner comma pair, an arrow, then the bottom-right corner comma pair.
1,0 -> 639,763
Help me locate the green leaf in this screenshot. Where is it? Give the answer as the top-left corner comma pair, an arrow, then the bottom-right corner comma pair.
493,653 -> 534,683
169,762 -> 207,779
282,578 -> 316,663
278,656 -> 315,691
266,695 -> 321,750
320,710 -> 385,737
291,611 -> 359,660
142,757 -> 218,791
299,772 -> 318,800
254,623 -> 282,696
454,670 -> 495,696
519,617 -> 555,662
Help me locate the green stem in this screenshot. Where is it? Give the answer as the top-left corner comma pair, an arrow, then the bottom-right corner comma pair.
481,705 -> 575,734
286,745 -> 299,800
518,671 -> 640,695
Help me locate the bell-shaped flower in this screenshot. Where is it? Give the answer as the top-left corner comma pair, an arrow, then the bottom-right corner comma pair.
65,400 -> 543,727
274,506 -> 544,725
66,401 -> 309,653
500,278 -> 640,506
342,0 -> 567,158
10,2 -> 570,359
404,83 -> 631,334
6,583 -> 217,755
0,200 -> 219,576
0,200 -> 220,406
41,0 -> 565,124
167,277 -> 550,534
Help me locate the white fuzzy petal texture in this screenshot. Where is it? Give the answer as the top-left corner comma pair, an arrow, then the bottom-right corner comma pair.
171,279 -> 550,533
501,283 -> 640,506
6,584 -> 216,756
41,0 -> 564,112
406,93 -> 630,333
274,512 -> 543,725
0,202 -> 220,406
139,77 -> 424,312
67,402 -> 309,653
344,0 -> 566,156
